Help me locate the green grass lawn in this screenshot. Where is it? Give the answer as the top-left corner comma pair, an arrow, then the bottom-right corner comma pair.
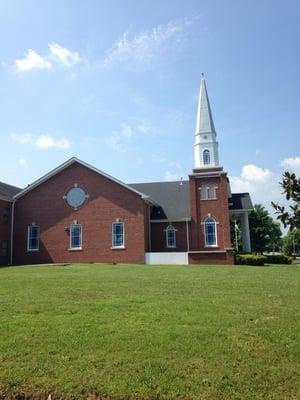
0,263 -> 299,400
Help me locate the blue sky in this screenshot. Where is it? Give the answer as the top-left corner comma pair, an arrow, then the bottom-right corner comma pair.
0,0 -> 299,216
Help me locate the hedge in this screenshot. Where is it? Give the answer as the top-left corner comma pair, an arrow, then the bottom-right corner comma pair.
235,254 -> 267,266
265,254 -> 292,264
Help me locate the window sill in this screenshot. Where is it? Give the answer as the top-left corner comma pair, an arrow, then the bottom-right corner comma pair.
166,246 -> 176,249
27,249 -> 40,253
68,248 -> 83,251
200,198 -> 217,201
111,246 -> 126,250
204,245 -> 219,248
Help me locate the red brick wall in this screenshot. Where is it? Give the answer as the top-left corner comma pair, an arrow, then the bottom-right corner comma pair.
0,199 -> 11,265
189,171 -> 233,264
150,221 -> 188,252
13,162 -> 149,265
189,249 -> 234,265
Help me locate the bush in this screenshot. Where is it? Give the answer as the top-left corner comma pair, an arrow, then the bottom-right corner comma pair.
265,254 -> 292,264
235,254 -> 267,266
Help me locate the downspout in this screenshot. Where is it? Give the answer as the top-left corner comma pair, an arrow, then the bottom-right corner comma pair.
186,219 -> 190,252
10,199 -> 15,265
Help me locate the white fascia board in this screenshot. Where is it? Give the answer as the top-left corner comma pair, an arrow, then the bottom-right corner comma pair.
13,157 -> 151,202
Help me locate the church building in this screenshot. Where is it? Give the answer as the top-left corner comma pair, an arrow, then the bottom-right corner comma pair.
0,78 -> 252,266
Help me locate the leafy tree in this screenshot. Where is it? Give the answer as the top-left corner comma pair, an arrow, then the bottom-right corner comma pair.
272,171 -> 300,231
248,204 -> 282,253
282,229 -> 300,256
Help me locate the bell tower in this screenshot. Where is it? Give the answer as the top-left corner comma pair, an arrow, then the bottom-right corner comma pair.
194,75 -> 220,169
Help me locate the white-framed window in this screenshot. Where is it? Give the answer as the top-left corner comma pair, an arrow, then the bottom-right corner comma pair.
70,224 -> 82,250
27,225 -> 40,251
166,225 -> 176,248
203,149 -> 210,165
112,222 -> 124,248
204,217 -> 217,246
200,186 -> 217,200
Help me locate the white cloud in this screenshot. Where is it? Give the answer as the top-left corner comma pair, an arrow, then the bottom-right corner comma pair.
104,18 -> 192,66
35,135 -> 70,149
11,132 -> 70,150
48,42 -> 80,66
106,121 -> 155,152
11,132 -> 33,144
14,43 -> 81,72
164,170 -> 182,181
240,164 -> 273,183
120,122 -> 134,138
280,157 -> 300,174
229,164 -> 283,218
18,158 -> 27,166
15,49 -> 52,71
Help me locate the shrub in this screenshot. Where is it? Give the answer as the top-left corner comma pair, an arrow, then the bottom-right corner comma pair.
235,254 -> 267,266
265,254 -> 292,264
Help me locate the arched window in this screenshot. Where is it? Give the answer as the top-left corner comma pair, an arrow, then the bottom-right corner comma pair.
166,225 -> 176,248
203,149 -> 210,165
204,217 -> 217,246
200,185 -> 217,200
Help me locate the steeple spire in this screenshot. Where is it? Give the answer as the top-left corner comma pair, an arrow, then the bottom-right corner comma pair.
196,75 -> 216,135
194,76 -> 220,169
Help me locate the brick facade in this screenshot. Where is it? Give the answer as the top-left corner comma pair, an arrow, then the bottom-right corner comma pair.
188,168 -> 234,264
150,221 -> 188,252
0,199 -> 11,265
12,162 -> 149,265
0,161 -> 236,266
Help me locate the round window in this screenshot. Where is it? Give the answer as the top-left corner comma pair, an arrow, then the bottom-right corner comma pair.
66,187 -> 87,208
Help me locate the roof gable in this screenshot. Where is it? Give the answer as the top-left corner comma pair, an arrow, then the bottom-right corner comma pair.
14,157 -> 151,201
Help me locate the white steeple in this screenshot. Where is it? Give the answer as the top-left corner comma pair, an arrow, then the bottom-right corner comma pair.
194,76 -> 220,169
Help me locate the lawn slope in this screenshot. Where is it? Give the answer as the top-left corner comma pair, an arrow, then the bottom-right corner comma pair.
0,263 -> 299,399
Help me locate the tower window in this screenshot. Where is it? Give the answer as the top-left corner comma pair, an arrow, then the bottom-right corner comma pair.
166,225 -> 176,248
204,217 -> 217,246
200,186 -> 217,200
203,149 -> 210,165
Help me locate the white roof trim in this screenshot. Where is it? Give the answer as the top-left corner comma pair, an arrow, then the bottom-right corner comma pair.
0,194 -> 13,203
13,157 -> 151,201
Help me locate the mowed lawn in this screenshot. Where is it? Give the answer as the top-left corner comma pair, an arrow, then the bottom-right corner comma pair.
0,264 -> 299,400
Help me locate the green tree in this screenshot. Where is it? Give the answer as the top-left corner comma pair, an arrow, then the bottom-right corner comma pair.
272,171 -> 300,231
282,229 -> 300,256
249,204 -> 282,253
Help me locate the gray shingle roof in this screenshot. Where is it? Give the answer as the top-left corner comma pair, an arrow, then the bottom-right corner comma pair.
229,193 -> 253,211
0,181 -> 22,199
130,181 -> 252,220
129,180 -> 190,221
